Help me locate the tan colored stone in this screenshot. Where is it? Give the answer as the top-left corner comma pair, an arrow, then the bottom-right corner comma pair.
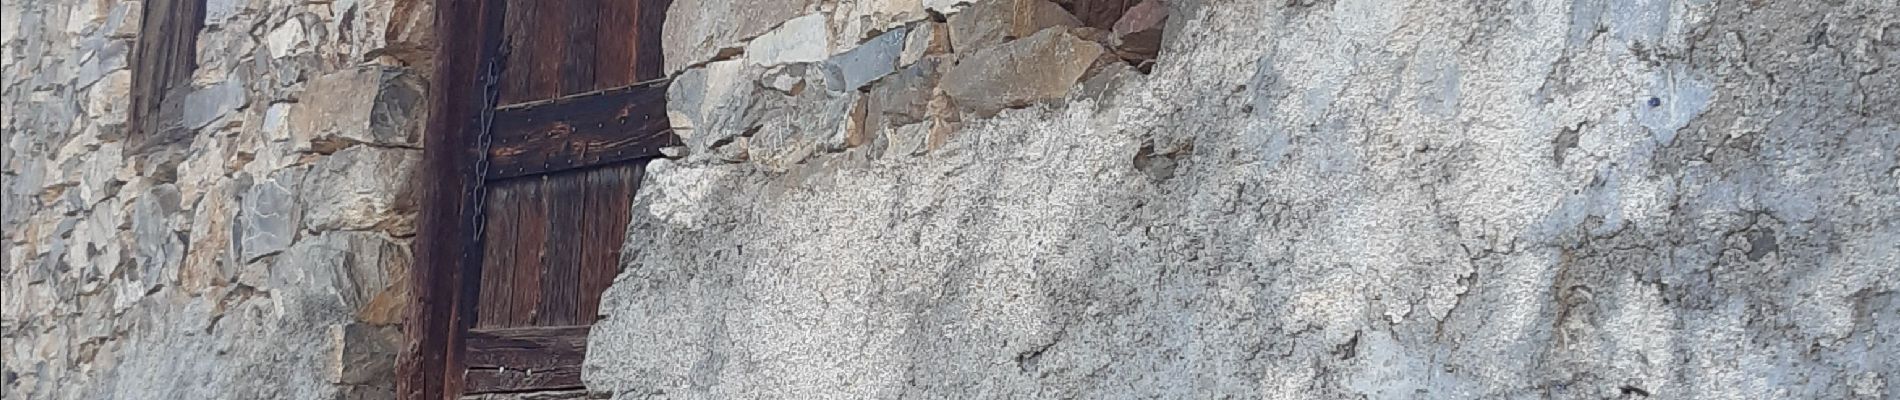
328,323 -> 401,385
947,0 -> 1080,53
938,27 -> 1104,117
900,22 -> 952,66
845,96 -> 872,148
84,70 -> 132,127
181,177 -> 238,293
289,67 -> 427,150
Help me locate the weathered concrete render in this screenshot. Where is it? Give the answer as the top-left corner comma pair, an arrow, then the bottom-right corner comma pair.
589,0 -> 1899,398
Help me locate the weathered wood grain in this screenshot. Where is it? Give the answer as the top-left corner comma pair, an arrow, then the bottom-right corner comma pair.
127,0 -> 206,151
508,177 -> 550,327
464,365 -> 584,394
486,82 -> 676,179
577,163 -> 641,323
464,326 -> 590,370
475,183 -> 520,329
537,171 -> 587,326
594,0 -> 640,89
403,0 -> 505,397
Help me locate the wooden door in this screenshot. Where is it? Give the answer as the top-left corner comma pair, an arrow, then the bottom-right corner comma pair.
403,0 -> 674,398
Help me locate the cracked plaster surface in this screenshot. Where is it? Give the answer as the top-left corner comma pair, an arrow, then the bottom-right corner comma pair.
588,0 -> 1899,398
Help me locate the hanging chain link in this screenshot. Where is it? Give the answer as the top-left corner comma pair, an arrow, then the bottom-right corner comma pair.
464,43 -> 509,268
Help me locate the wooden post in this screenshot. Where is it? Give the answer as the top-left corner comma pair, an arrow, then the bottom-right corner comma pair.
399,0 -> 504,399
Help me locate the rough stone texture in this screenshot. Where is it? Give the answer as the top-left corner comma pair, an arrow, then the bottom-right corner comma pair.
592,1 -> 1900,399
822,26 -> 909,91
946,0 -> 1082,54
1,0 -> 431,397
662,0 -> 814,74
289,66 -> 428,150
745,13 -> 834,68
940,27 -> 1106,117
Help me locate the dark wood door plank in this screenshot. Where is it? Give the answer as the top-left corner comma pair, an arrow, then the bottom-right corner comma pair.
464,366 -> 584,394
486,81 -> 675,179
536,172 -> 588,326
577,163 -> 641,323
564,0 -> 602,95
595,0 -> 639,89
634,0 -> 669,80
499,0 -> 569,105
507,177 -> 551,327
464,325 -> 590,370
475,184 -> 520,329
403,0 -> 506,398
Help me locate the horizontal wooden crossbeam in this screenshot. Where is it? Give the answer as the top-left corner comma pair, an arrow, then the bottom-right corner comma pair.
486,80 -> 677,180
462,325 -> 590,394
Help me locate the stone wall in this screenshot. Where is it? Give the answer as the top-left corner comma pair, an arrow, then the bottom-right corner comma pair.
1,0 -> 431,398
590,0 -> 1899,399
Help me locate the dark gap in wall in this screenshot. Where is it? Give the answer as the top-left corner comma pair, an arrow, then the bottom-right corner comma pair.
128,0 -> 208,154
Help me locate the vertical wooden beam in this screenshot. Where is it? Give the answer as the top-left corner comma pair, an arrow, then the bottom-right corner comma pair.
127,0 -> 206,151
399,0 -> 505,398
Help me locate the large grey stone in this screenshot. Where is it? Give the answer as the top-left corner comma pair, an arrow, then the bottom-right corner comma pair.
662,0 -> 812,74
273,230 -> 410,325
238,167 -> 303,263
667,60 -> 767,162
289,66 -> 427,150
181,77 -> 250,130
744,13 -> 832,67
747,66 -> 861,169
183,176 -> 240,293
129,184 -> 183,290
939,27 -> 1104,117
866,56 -> 946,128
299,146 -> 419,233
822,26 -> 908,91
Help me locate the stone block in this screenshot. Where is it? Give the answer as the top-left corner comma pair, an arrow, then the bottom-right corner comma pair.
947,0 -> 1080,54
1109,0 -> 1165,65
238,167 -> 303,263
867,56 -> 947,129
900,22 -> 951,66
84,70 -> 132,128
822,26 -> 909,91
668,60 -> 767,162
328,323 -> 401,385
181,77 -> 249,130
662,0 -> 812,74
274,230 -> 411,321
748,66 -> 861,169
266,18 -> 308,58
182,177 -> 239,293
939,27 -> 1104,117
745,13 -> 832,67
289,67 -> 427,150
299,146 -> 419,233
75,40 -> 128,89
831,0 -> 924,49
129,184 -> 184,289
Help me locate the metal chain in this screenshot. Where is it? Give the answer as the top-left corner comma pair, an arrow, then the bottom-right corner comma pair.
464,43 -> 509,269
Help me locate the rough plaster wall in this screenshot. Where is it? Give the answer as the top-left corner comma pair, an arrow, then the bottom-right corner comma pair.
1,0 -> 432,398
590,0 -> 1900,398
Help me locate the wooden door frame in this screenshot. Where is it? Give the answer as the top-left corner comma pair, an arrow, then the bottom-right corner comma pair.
398,0 -> 677,397
399,0 -> 506,398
